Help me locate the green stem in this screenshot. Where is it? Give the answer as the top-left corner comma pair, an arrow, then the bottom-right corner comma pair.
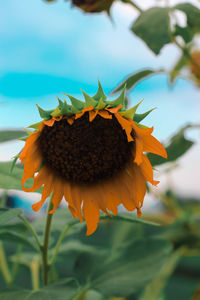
124,0 -> 143,13
11,244 -> 23,281
30,260 -> 40,291
19,215 -> 42,250
50,223 -> 72,265
0,241 -> 12,284
42,201 -> 54,286
171,34 -> 200,70
0,191 -> 8,208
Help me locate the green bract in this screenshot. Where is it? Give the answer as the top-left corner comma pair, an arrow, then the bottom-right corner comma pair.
35,81 -> 154,124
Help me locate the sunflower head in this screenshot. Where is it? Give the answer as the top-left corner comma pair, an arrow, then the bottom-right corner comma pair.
18,81 -> 167,235
71,0 -> 115,13
190,51 -> 200,86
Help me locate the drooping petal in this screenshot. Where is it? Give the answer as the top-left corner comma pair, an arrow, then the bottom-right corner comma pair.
131,121 -> 167,159
89,110 -> 98,122
22,166 -> 47,192
43,116 -> 63,127
49,178 -> 64,214
98,110 -> 112,119
140,154 -> 159,186
134,138 -> 143,165
103,181 -> 120,215
32,172 -> 54,211
64,183 -> 78,218
19,131 -> 40,162
128,163 -> 147,211
115,113 -> 134,142
75,106 -> 94,120
106,104 -> 122,114
70,184 -> 83,222
21,153 -> 42,189
82,193 -> 100,236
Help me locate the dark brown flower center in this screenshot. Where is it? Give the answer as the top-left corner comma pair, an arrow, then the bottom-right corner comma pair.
38,112 -> 134,184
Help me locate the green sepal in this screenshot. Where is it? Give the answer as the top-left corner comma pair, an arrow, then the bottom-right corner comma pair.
51,107 -> 61,117
10,151 -> 22,173
57,96 -> 64,108
81,90 -> 97,108
66,94 -> 85,114
95,97 -> 106,110
24,129 -> 33,136
36,105 -> 54,119
134,108 -> 155,123
28,122 -> 42,130
93,80 -> 107,102
135,122 -> 149,129
107,84 -> 126,108
19,136 -> 29,142
120,100 -> 143,119
60,100 -> 73,115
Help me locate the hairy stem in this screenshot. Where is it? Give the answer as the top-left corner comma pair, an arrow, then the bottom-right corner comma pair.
42,201 -> 54,286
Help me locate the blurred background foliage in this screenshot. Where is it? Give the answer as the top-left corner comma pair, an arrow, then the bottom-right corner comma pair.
0,0 -> 200,299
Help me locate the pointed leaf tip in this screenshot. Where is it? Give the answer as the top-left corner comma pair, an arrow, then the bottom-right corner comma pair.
64,93 -> 85,113
120,99 -> 143,119
51,107 -> 61,117
36,104 -> 54,119
81,89 -> 97,107
93,80 -> 107,102
107,84 -> 126,108
134,107 -> 156,123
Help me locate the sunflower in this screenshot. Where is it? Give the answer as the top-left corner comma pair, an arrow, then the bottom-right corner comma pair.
18,82 -> 167,235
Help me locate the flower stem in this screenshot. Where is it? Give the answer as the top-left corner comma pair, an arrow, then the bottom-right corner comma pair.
42,200 -> 54,286
124,0 -> 143,13
19,215 -> 42,250
50,223 -> 71,265
30,259 -> 40,291
0,241 -> 12,284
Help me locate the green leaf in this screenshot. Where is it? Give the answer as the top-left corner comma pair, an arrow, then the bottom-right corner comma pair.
63,215 -> 171,298
139,250 -> 182,300
175,3 -> 200,32
0,278 -> 78,300
0,208 -> 22,227
148,125 -> 194,166
0,130 -> 27,143
74,237 -> 172,298
174,25 -> 193,44
111,69 -> 158,94
131,7 -> 171,55
133,108 -> 155,123
0,231 -> 38,251
169,54 -> 189,84
93,80 -> 107,102
36,105 -> 54,119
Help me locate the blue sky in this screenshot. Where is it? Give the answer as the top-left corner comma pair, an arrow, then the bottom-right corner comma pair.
0,0 -> 200,198
1,0 -> 200,138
